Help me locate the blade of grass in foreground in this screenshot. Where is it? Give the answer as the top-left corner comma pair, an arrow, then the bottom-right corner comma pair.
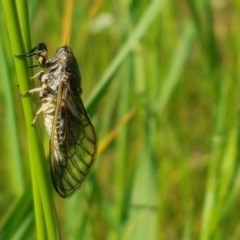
2,1 -> 60,239
0,21 -> 25,195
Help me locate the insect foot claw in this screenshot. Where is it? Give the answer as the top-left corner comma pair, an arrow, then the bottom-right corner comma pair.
21,91 -> 30,97
31,117 -> 37,126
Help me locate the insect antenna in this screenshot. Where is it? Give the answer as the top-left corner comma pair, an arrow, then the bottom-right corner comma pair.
63,32 -> 70,47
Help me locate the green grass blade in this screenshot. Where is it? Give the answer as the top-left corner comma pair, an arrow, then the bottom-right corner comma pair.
86,0 -> 168,113
0,19 -> 26,195
0,185 -> 34,239
156,22 -> 195,114
2,1 -> 60,239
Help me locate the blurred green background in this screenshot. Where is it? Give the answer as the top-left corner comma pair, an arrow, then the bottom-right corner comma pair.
1,0 -> 240,239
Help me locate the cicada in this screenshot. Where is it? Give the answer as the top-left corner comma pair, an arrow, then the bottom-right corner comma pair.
17,43 -> 97,197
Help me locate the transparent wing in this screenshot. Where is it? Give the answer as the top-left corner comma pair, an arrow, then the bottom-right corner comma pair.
50,83 -> 97,198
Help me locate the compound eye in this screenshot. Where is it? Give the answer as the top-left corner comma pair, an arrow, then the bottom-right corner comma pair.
38,43 -> 47,52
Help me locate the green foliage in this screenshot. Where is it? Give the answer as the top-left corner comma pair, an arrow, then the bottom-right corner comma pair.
1,0 -> 240,239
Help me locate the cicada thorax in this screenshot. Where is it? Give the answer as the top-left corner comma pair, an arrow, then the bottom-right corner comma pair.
18,43 -> 97,197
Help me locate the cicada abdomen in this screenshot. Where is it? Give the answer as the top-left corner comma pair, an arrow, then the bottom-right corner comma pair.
17,43 -> 97,197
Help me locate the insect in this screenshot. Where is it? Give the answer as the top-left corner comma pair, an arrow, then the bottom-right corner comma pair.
17,43 -> 97,197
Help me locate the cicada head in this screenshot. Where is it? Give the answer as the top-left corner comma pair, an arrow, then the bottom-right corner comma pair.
16,42 -> 48,68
